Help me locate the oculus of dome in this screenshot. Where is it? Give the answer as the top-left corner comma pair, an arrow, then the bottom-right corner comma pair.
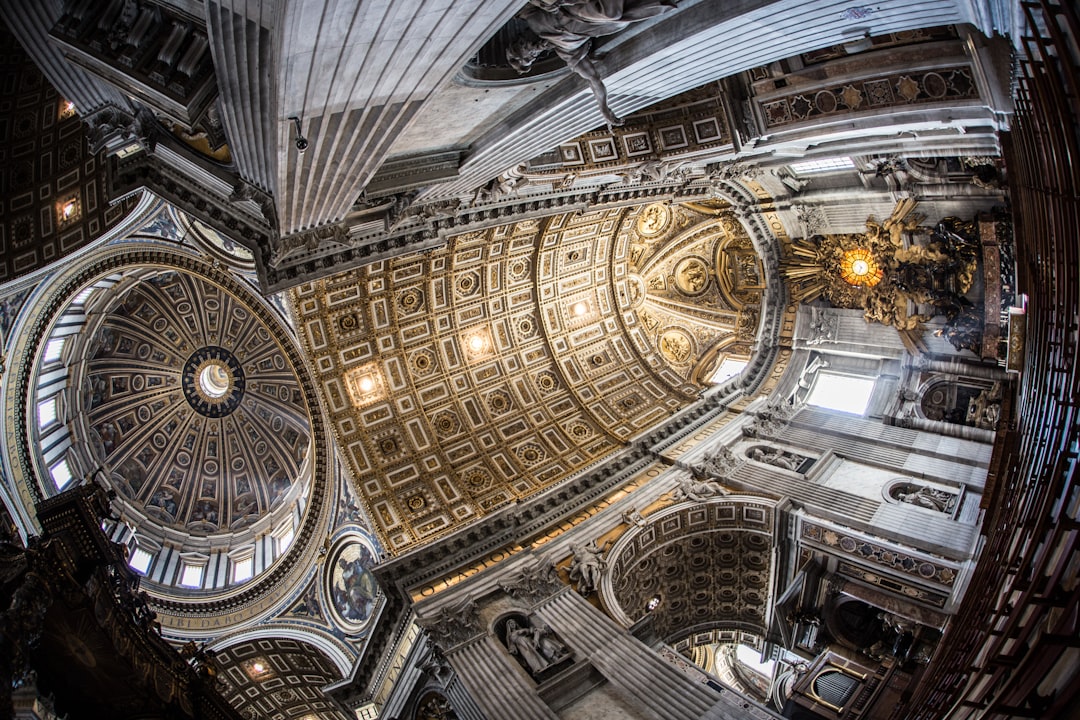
182,346 -> 245,416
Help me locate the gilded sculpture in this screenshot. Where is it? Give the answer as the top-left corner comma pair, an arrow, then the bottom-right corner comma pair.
782,199 -> 980,345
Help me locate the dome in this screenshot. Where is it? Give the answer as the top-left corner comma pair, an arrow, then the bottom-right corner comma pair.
14,250 -> 329,603
79,269 -> 310,538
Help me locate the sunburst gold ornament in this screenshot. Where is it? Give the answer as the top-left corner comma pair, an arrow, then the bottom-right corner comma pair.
839,248 -> 883,287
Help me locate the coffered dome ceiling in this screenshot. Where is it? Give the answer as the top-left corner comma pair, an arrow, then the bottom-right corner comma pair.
77,270 -> 311,539
603,498 -> 777,643
294,201 -> 768,553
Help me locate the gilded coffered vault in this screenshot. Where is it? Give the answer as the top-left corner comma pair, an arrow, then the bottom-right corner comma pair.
294,202 -> 767,553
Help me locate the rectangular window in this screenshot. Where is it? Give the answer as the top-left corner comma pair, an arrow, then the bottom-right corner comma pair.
38,397 -> 58,427
276,525 -> 294,553
179,562 -> 204,588
51,458 -> 74,490
43,337 -> 66,364
232,556 -> 254,583
789,157 -> 855,175
807,373 -> 876,415
710,358 -> 748,384
129,547 -> 153,575
356,703 -> 380,720
73,288 -> 95,305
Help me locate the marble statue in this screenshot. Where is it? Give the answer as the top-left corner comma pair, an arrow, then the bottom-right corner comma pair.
896,485 -> 955,513
505,617 -> 569,674
671,475 -> 730,502
507,0 -> 678,125
747,445 -> 808,472
568,539 -> 607,594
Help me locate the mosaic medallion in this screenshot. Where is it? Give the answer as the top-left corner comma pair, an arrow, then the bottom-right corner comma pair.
327,538 -> 379,629
182,346 -> 245,417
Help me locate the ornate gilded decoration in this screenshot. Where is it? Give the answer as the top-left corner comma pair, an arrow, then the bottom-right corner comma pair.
838,248 -> 883,288
783,200 -> 980,337
636,202 -> 672,236
625,202 -> 764,384
294,208 -> 714,553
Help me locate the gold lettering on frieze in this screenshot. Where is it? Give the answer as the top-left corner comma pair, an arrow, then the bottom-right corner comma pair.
412,545 -> 522,601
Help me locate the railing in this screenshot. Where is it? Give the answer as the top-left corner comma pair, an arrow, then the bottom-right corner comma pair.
893,1 -> 1080,718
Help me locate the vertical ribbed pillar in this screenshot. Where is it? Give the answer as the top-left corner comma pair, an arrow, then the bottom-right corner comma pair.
4,0 -> 131,114
535,591 -> 721,720
445,635 -> 560,720
914,355 -> 1010,381
442,673 -> 487,720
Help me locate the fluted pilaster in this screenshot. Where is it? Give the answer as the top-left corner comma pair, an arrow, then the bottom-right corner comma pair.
447,636 -> 560,720
205,0 -> 279,194
274,0 -> 521,234
3,0 -> 131,114
535,591 -> 721,720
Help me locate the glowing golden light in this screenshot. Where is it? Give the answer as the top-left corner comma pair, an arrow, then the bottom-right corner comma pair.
357,375 -> 374,393
62,201 -> 77,219
467,334 -> 486,352
839,248 -> 883,287
572,301 -> 589,317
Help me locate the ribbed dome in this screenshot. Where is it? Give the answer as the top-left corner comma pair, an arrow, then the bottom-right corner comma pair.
80,270 -> 310,536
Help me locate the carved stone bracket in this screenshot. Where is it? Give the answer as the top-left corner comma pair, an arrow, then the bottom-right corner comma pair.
271,222 -> 350,268
793,205 -> 827,235
418,598 -> 484,652
499,557 -> 564,605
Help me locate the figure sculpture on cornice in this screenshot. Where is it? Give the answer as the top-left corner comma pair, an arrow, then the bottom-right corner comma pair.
896,485 -> 955,513
670,475 -> 730,502
507,0 -> 678,126
568,539 -> 608,594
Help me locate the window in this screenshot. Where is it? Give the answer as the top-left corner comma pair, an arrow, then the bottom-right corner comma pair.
807,373 -> 875,415
43,337 -> 66,364
129,547 -> 153,575
275,524 -> 295,553
356,702 -> 380,720
73,287 -> 95,305
789,157 -> 855,175
232,555 -> 254,583
179,562 -> 204,588
710,358 -> 748,384
50,458 -> 74,490
37,397 -> 58,427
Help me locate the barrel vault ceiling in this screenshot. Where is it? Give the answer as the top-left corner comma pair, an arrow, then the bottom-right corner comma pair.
293,200 -> 767,553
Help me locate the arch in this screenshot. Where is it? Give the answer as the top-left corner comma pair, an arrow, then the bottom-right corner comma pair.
207,625 -> 354,678
601,495 -> 778,642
